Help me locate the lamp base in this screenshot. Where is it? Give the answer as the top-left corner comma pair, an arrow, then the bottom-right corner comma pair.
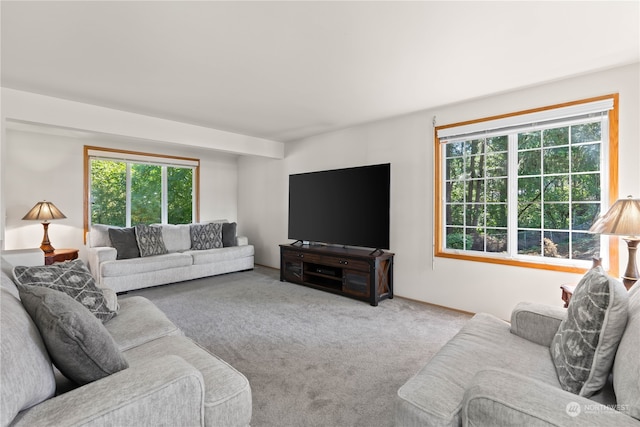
40,222 -> 55,254
621,238 -> 639,290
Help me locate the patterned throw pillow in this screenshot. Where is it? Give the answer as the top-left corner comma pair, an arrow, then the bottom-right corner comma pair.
550,266 -> 628,396
13,259 -> 116,323
190,223 -> 223,250
134,224 -> 168,257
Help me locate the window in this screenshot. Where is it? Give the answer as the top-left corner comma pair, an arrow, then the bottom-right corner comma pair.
434,95 -> 618,274
84,147 -> 200,233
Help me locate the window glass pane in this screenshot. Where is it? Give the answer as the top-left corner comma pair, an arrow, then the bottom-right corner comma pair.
543,147 -> 569,174
446,141 -> 464,157
446,180 -> 465,203
486,178 -> 507,202
543,176 -> 569,202
466,204 -> 484,227
486,136 -> 508,152
544,231 -> 569,258
466,180 -> 484,203
572,203 -> 600,230
543,126 -> 569,147
168,167 -> 193,224
446,204 -> 464,226
572,174 -> 600,201
486,204 -> 508,227
446,227 -> 467,249
518,131 -> 541,150
572,232 -> 600,260
466,154 -> 485,179
572,143 -> 600,172
486,153 -> 507,177
572,122 -> 601,143
446,157 -> 464,179
518,202 -> 541,228
544,203 -> 570,229
518,230 -> 541,255
518,177 -> 541,201
131,164 -> 162,225
90,160 -> 126,227
518,150 -> 540,176
486,228 -> 507,252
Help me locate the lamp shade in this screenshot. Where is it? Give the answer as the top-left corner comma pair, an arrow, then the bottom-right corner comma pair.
589,196 -> 640,237
22,201 -> 67,222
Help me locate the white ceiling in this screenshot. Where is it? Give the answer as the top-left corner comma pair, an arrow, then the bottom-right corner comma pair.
2,1 -> 639,143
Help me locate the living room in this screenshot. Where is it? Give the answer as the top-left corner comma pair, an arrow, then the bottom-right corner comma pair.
1,2 -> 640,425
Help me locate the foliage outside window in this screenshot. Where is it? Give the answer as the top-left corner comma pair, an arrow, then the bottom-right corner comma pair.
435,95 -> 619,274
84,147 -> 199,233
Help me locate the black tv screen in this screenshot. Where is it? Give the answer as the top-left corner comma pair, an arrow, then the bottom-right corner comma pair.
288,163 -> 390,249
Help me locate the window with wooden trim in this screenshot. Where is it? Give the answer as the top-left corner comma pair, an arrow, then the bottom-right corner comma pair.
434,95 -> 619,273
84,146 -> 200,233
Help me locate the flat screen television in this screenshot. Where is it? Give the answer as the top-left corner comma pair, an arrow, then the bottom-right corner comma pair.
288,163 -> 390,250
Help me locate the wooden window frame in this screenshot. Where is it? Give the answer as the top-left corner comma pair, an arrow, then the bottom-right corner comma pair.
83,146 -> 200,242
434,94 -> 619,275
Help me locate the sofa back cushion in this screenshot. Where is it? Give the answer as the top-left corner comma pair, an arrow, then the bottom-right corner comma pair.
1,287 -> 56,426
160,224 -> 191,253
613,283 -> 640,420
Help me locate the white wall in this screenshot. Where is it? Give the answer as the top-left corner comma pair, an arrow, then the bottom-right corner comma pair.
238,63 -> 640,320
3,128 -> 240,262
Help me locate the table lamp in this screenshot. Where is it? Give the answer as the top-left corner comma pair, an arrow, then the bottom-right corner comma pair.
589,195 -> 640,290
22,201 -> 67,253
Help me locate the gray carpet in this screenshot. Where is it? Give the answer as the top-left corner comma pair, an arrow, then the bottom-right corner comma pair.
126,266 -> 471,427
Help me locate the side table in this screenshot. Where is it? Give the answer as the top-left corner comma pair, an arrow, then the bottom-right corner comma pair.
44,248 -> 79,265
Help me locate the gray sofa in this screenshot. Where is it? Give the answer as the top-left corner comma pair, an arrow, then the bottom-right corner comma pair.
1,249 -> 252,426
396,267 -> 640,426
87,222 -> 254,293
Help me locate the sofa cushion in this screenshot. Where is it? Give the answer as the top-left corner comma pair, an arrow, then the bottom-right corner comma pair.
222,222 -> 237,247
90,224 -> 115,248
160,224 -> 192,253
123,335 -> 252,426
13,259 -> 117,322
108,227 -> 140,260
188,245 -> 255,266
0,288 -> 56,426
550,266 -> 628,397
613,284 -> 640,420
396,313 -> 560,426
100,252 -> 192,277
106,296 -> 183,351
18,286 -> 129,386
190,223 -> 223,250
135,224 -> 168,257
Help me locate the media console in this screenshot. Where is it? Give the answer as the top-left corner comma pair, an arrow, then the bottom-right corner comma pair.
279,244 -> 394,306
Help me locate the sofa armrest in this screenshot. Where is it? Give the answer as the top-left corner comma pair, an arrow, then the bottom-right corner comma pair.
87,246 -> 117,281
462,369 -> 637,427
237,236 -> 249,246
12,355 -> 205,427
510,302 -> 567,347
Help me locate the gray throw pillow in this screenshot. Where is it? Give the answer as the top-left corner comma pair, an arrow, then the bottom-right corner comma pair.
222,222 -> 237,247
13,259 -> 116,323
190,223 -> 223,250
108,227 -> 140,260
550,266 -> 628,396
19,286 -> 128,385
134,224 -> 168,257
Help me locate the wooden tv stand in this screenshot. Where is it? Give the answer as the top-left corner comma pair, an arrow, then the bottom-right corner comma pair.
280,244 -> 394,306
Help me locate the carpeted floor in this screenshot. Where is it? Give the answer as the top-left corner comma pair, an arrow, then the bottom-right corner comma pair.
125,266 -> 471,427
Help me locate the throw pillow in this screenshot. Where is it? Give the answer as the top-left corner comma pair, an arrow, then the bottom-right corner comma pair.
108,227 -> 140,260
13,259 -> 116,323
222,222 -> 237,247
550,266 -> 628,396
19,286 -> 128,385
190,223 -> 223,250
134,224 -> 168,257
